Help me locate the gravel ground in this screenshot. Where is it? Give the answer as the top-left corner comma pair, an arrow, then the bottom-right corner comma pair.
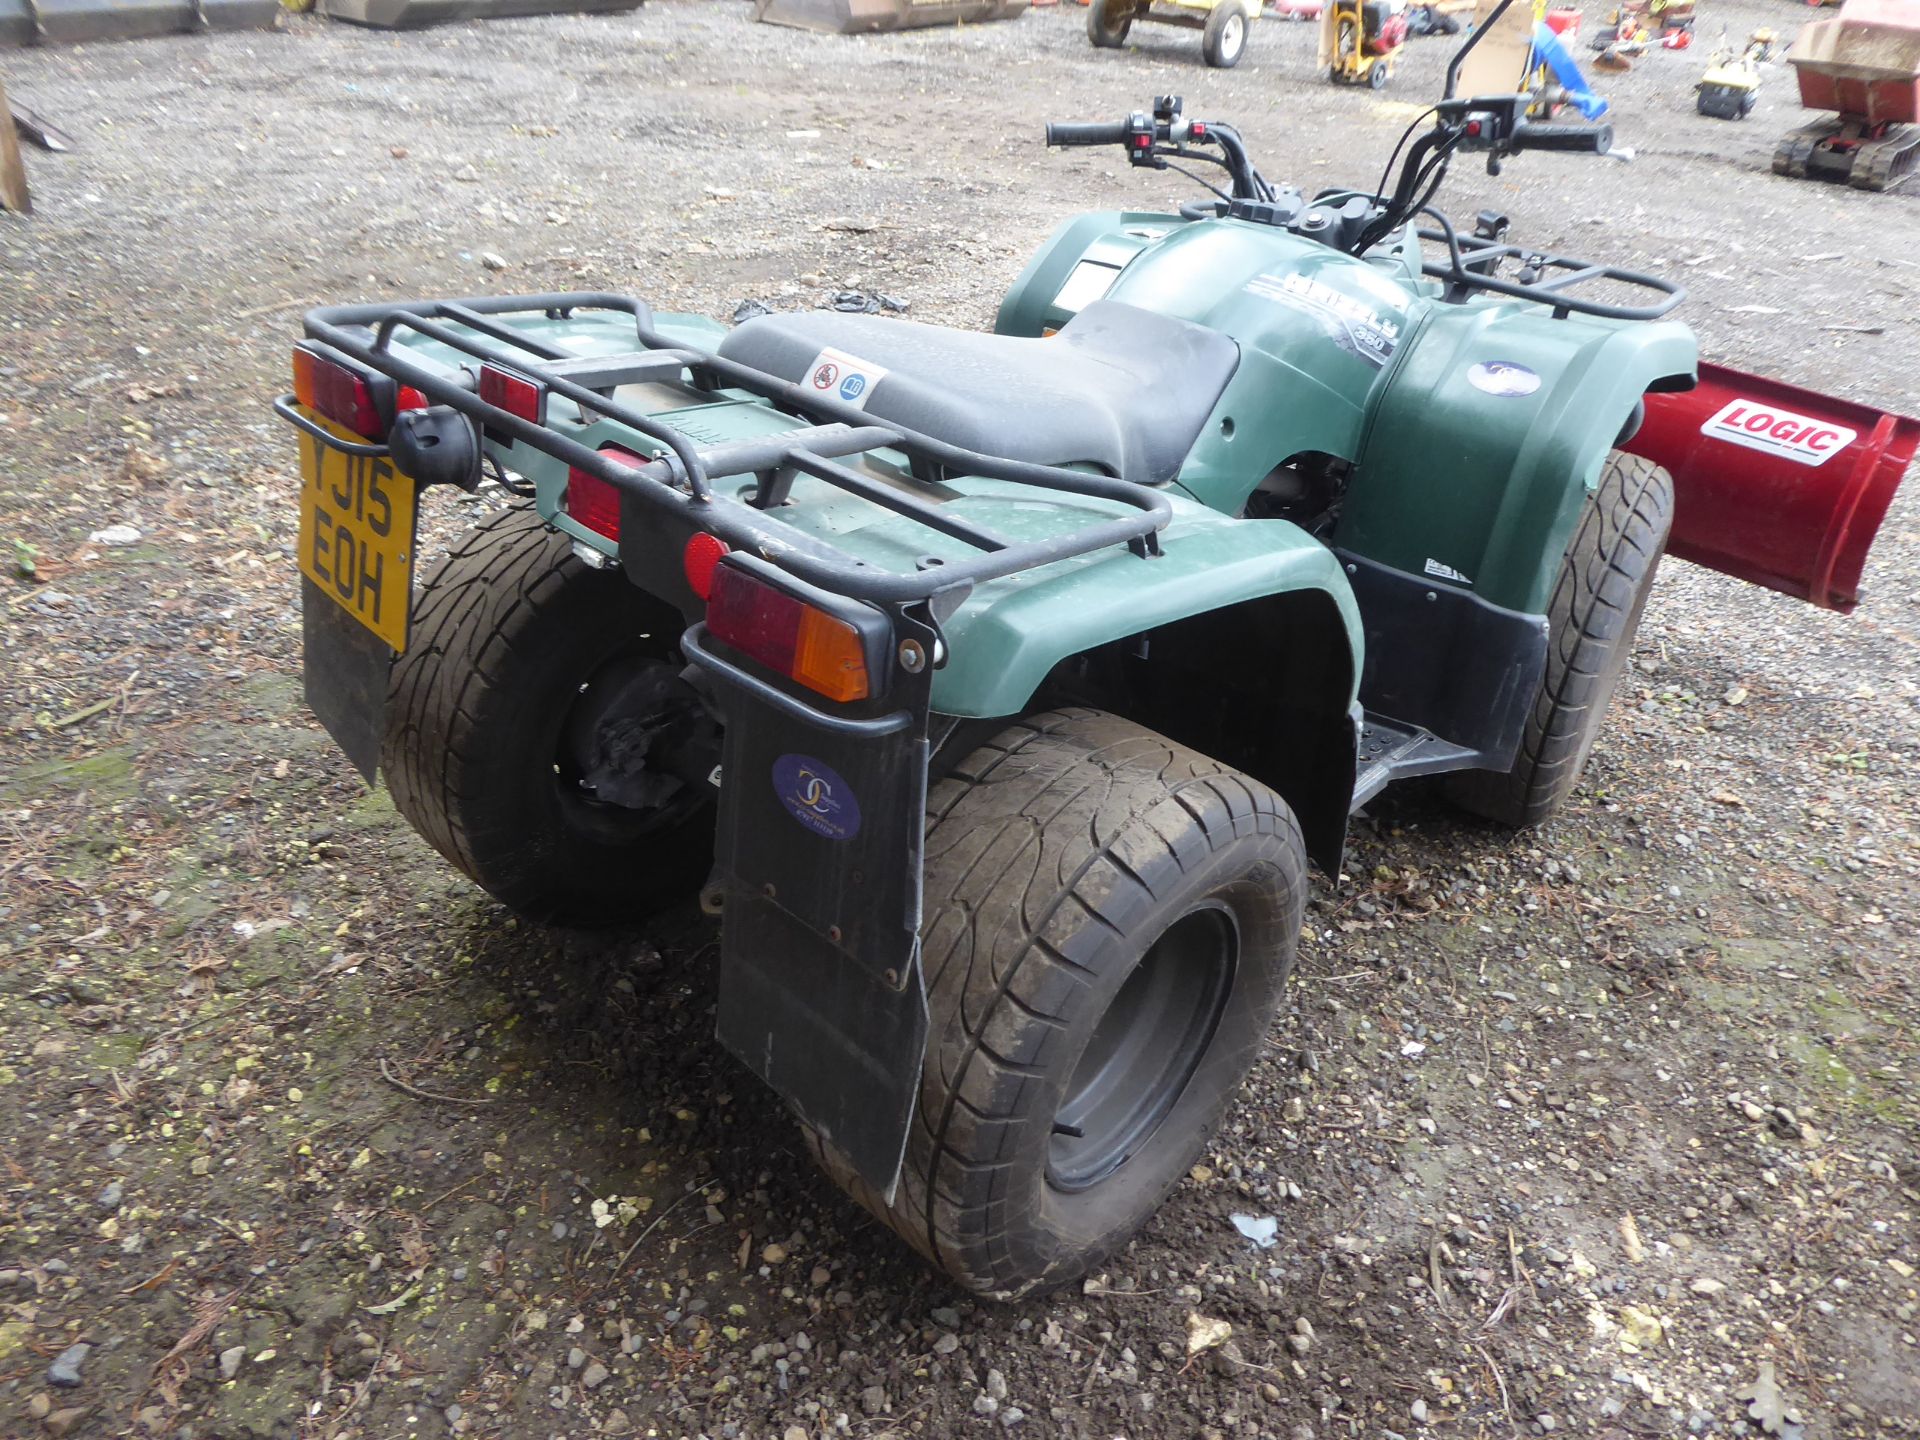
2,2 -> 1917,1438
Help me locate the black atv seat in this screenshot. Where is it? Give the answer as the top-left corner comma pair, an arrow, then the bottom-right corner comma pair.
715,299 -> 1240,487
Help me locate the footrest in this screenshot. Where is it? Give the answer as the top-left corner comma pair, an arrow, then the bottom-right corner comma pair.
1351,715 -> 1477,810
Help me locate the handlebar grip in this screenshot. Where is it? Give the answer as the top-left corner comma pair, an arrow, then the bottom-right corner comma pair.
1045,120 -> 1131,147
1511,121 -> 1613,155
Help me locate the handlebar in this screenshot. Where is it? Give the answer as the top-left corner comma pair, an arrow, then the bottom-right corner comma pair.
1045,120 -> 1132,147
1511,121 -> 1613,155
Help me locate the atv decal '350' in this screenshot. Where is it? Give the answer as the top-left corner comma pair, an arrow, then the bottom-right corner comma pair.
805,347 -> 890,411
1243,270 -> 1403,368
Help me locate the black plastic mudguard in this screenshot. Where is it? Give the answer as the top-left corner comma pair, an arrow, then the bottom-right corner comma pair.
690,611 -> 939,1202
302,576 -> 391,783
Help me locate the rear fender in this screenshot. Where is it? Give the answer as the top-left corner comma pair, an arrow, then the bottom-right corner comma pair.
1339,306 -> 1698,614
1623,361 -> 1918,612
930,509 -> 1362,870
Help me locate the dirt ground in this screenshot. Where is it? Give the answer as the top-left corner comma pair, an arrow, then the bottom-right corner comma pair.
2,1 -> 1918,1437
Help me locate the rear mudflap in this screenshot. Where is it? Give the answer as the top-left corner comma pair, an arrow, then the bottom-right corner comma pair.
688,612 -> 939,1203
302,576 -> 390,783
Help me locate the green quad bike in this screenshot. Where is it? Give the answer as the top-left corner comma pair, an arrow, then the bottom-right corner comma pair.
277,5 -> 1914,1298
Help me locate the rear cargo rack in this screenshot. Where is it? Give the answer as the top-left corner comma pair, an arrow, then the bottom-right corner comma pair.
298,293 -> 1172,609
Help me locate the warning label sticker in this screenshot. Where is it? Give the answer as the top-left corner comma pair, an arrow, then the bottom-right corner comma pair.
805,346 -> 889,411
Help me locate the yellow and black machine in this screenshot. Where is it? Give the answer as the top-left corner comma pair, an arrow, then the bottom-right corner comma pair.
1088,0 -> 1258,67
1322,0 -> 1409,86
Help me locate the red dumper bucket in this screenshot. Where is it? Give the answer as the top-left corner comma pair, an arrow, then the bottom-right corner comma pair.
1787,0 -> 1920,126
1624,362 -> 1918,613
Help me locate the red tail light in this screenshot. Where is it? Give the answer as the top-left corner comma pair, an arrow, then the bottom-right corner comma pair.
566,445 -> 647,544
706,563 -> 871,704
478,364 -> 547,425
682,532 -> 730,600
291,346 -> 422,440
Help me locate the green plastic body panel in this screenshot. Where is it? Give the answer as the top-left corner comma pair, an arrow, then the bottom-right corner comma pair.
1340,306 -> 1697,613
1101,220 -> 1420,515
430,309 -> 1362,718
996,212 -> 1699,613
996,211 -> 1186,338
1000,212 -> 1422,514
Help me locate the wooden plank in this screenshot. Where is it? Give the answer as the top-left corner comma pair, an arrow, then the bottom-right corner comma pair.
11,99 -> 73,153
0,76 -> 31,217
1453,0 -> 1537,97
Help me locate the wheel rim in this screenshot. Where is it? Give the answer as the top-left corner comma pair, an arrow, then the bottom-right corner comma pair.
553,643 -> 716,842
1223,11 -> 1245,53
1047,904 -> 1237,1192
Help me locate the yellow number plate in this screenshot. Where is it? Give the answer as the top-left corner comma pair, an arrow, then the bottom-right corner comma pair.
296,414 -> 419,653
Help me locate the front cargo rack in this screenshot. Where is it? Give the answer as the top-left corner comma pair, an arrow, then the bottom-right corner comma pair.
1414,212 -> 1686,322
294,292 -> 1173,609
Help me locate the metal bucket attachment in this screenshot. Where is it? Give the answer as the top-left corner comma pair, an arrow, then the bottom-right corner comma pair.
1,0 -> 277,46
318,0 -> 634,26
752,0 -> 1026,34
1624,361 -> 1917,612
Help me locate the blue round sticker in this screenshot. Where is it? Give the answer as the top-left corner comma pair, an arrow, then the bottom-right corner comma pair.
771,753 -> 862,841
838,373 -> 867,402
1467,361 -> 1541,398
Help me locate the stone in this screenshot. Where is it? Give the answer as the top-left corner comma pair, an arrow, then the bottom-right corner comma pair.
28,1394 -> 51,1419
219,1346 -> 245,1380
933,1333 -> 960,1356
581,1361 -> 610,1389
930,1306 -> 961,1328
568,1347 -> 587,1370
1000,1408 -> 1025,1428
985,1368 -> 1008,1401
95,1181 -> 124,1212
46,1343 -> 89,1388
860,1385 -> 887,1415
45,1409 -> 88,1438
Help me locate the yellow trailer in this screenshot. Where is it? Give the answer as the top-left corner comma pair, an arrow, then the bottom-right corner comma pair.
1088,0 -> 1257,67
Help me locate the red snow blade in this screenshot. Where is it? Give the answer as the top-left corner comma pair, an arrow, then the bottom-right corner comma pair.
1626,361 -> 1918,613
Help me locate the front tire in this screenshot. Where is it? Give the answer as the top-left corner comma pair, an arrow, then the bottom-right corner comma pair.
1088,0 -> 1135,48
1445,451 -> 1674,827
1203,0 -> 1250,66
382,503 -> 717,925
813,709 -> 1306,1296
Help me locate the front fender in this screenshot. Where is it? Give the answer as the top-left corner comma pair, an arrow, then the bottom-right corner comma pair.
1338,304 -> 1698,614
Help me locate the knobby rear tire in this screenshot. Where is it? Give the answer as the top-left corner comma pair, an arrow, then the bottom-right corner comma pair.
810,708 -> 1307,1297
382,503 -> 714,926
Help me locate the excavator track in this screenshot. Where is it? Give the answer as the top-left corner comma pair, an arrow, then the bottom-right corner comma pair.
1852,124 -> 1920,191
1773,118 -> 1842,178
